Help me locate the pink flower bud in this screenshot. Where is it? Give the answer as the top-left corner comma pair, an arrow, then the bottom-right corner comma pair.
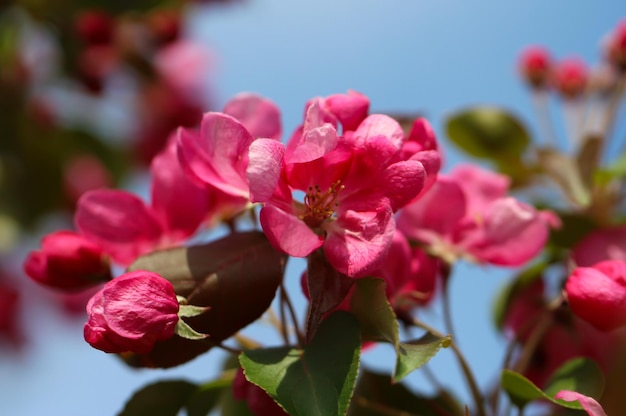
75,10 -> 114,46
518,46 -> 552,89
233,368 -> 287,416
565,260 -> 626,331
24,231 -> 111,291
84,271 -> 179,354
606,19 -> 626,71
553,58 -> 588,99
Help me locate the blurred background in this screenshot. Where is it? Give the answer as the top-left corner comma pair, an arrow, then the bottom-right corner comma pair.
0,0 -> 624,414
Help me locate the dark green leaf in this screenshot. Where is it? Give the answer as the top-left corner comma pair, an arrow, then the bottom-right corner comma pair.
348,369 -> 465,416
118,380 -> 197,416
240,311 -> 361,416
124,231 -> 285,368
395,334 -> 451,383
446,107 -> 530,160
175,319 -> 209,340
501,358 -> 605,410
186,377 -> 234,416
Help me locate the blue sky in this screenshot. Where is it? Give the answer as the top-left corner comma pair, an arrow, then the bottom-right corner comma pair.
1,1 -> 624,415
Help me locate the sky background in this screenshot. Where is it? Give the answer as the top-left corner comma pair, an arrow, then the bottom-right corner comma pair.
1,1 -> 624,415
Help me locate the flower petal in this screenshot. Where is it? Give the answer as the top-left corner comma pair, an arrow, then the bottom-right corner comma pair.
554,391 -> 607,416
223,93 -> 282,140
247,138 -> 285,203
259,205 -> 323,257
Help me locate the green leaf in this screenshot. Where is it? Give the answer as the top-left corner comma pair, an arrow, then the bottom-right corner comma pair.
306,249 -> 355,341
536,148 -> 591,208
175,319 -> 209,340
348,369 -> 465,416
118,380 -> 197,416
350,278 -> 449,382
501,358 -> 605,410
395,334 -> 452,383
240,311 -> 361,416
186,377 -> 234,416
124,231 -> 285,368
178,302 -> 211,318
446,107 -> 531,160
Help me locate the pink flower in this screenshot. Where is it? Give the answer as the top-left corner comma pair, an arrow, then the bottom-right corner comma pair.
565,260 -> 626,331
518,46 -> 553,89
553,57 -> 588,99
0,282 -> 20,344
250,107 -> 432,277
571,225 -> 626,267
76,136 -> 210,265
24,230 -> 111,291
606,19 -> 626,71
554,391 -> 607,416
397,164 -> 551,266
84,270 -> 179,354
232,368 -> 287,416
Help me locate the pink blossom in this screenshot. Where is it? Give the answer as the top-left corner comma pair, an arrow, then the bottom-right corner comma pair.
250,110 -> 431,277
571,225 -> 626,267
24,230 -> 111,291
554,391 -> 607,416
518,46 -> 552,89
0,282 -> 20,344
565,260 -> 626,331
606,19 -> 626,70
76,136 -> 210,265
84,270 -> 179,354
397,164 -> 551,266
553,57 -> 588,99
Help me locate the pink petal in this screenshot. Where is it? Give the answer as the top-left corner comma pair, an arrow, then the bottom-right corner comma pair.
449,163 -> 510,214
259,205 -> 324,257
572,225 -> 626,267
379,160 -> 426,211
324,90 -> 370,132
396,177 -> 467,244
75,190 -> 163,265
565,260 -> 626,331
554,391 -> 607,416
464,198 -> 547,266
323,205 -> 395,278
177,113 -> 253,198
352,114 -> 405,152
247,139 -> 285,203
223,93 -> 282,140
285,100 -> 339,164
151,135 -> 209,241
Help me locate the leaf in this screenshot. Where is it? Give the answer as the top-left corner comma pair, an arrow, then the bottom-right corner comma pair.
395,333 -> 452,383
118,380 -> 197,416
348,369 -> 465,416
240,311 -> 361,416
186,377 -> 234,416
175,319 -> 209,340
350,278 -> 449,382
124,231 -> 285,368
536,148 -> 591,208
446,107 -> 531,160
576,134 -> 602,189
501,358 -> 605,410
305,249 -> 355,341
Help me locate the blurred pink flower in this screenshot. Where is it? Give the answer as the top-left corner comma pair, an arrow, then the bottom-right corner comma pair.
565,260 -> 626,331
24,230 -> 111,291
553,57 -> 588,99
84,270 -> 179,354
232,368 -> 287,416
571,225 -> 626,267
518,46 -> 553,89
554,391 -> 607,416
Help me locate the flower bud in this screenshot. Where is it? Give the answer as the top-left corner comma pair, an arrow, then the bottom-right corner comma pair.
84,271 -> 179,354
75,11 -> 114,46
518,46 -> 552,89
565,260 -> 626,331
553,58 -> 588,99
24,231 -> 111,291
606,19 -> 626,72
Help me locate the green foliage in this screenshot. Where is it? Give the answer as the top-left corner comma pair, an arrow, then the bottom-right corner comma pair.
350,278 -> 450,383
501,358 -> 605,410
348,369 -> 465,416
240,312 -> 362,416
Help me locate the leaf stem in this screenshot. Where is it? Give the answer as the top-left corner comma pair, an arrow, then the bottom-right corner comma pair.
441,263 -> 457,341
411,318 -> 487,416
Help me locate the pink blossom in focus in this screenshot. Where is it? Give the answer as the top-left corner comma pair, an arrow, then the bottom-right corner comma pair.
553,57 -> 588,99
233,368 -> 287,416
571,225 -> 626,267
24,230 -> 111,291
518,46 -> 553,89
565,260 -> 626,331
84,270 -> 179,354
250,105 -> 433,277
397,164 -> 552,266
554,391 -> 607,416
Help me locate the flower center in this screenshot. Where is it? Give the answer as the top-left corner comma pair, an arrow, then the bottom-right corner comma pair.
300,180 -> 344,228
